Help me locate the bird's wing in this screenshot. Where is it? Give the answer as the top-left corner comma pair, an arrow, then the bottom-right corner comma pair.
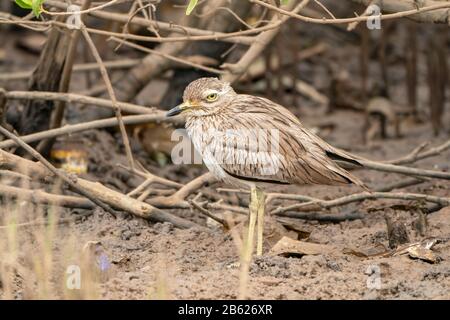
215,96 -> 366,187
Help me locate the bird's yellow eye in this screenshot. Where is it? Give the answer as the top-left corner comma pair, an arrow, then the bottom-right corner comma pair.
206,93 -> 218,102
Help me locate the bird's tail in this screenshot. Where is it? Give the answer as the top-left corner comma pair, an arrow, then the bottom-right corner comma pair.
325,149 -> 371,192
337,168 -> 371,192
303,129 -> 371,191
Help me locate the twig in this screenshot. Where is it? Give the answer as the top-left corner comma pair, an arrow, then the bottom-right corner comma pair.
386,140 -> 450,165
221,0 -> 310,83
207,201 -> 248,215
272,191 -> 450,214
250,0 -> 450,24
149,173 -> 216,208
277,210 -> 365,222
0,59 -> 141,82
217,188 -> 320,204
3,90 -> 160,115
0,183 -> 92,209
0,125 -> 118,217
42,0 -> 120,16
375,177 -> 426,192
44,0 -> 255,45
313,0 -> 336,19
358,158 -> 450,180
137,188 -> 173,201
127,177 -> 153,197
189,199 -> 229,228
347,0 -> 378,31
0,149 -> 49,178
0,148 -> 199,229
0,114 -> 168,149
109,37 -> 225,75
80,26 -> 135,169
350,0 -> 450,24
118,162 -> 182,189
0,169 -> 31,181
196,6 -> 254,30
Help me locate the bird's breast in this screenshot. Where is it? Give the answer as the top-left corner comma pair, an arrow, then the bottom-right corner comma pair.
186,118 -> 228,180
185,116 -> 285,184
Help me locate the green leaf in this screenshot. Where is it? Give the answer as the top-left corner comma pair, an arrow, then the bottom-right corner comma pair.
14,0 -> 33,9
32,0 -> 45,17
280,0 -> 289,5
185,0 -> 198,16
14,0 -> 45,17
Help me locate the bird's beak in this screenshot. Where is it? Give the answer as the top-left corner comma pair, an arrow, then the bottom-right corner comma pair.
166,101 -> 190,117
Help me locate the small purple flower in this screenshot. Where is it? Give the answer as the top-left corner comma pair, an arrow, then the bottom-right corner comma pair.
97,253 -> 111,272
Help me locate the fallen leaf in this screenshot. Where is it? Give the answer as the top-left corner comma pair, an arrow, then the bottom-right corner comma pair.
343,243 -> 389,258
269,236 -> 332,257
407,246 -> 440,264
276,217 -> 311,240
342,248 -> 368,258
390,238 -> 445,263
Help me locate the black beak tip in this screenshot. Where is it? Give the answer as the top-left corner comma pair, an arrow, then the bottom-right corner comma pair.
166,106 -> 182,118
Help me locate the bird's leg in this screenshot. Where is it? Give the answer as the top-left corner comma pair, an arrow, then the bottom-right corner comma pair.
256,188 -> 265,256
244,186 -> 258,264
238,186 -> 259,299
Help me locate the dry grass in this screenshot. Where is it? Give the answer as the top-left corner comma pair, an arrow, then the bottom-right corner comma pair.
0,180 -> 102,299
0,171 -> 254,300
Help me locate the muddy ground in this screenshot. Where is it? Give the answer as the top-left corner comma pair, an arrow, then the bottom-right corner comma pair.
1,10 -> 450,300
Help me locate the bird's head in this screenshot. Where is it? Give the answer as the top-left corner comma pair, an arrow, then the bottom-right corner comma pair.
166,77 -> 236,117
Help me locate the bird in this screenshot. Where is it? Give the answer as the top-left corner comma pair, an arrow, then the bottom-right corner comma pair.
166,77 -> 367,263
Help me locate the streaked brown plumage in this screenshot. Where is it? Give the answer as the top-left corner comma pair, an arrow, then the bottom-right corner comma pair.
168,77 -> 366,190
166,77 -> 367,260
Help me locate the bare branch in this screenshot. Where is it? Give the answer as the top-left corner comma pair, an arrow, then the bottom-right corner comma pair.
272,191 -> 450,215
251,0 -> 450,24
